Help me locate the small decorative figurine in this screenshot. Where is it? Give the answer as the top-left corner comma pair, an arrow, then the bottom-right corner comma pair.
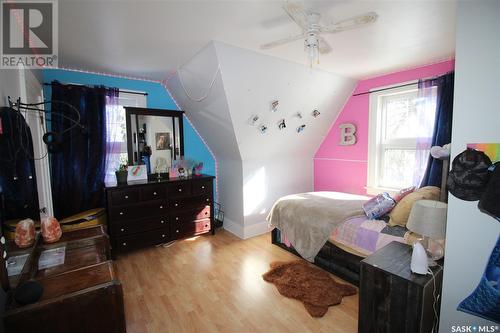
193,162 -> 204,176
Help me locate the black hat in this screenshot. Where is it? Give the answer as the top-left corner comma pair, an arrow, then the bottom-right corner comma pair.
479,162 -> 500,219
447,148 -> 492,201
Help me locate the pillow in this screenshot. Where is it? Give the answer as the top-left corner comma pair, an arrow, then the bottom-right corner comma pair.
362,192 -> 396,219
392,186 -> 416,203
388,186 -> 440,227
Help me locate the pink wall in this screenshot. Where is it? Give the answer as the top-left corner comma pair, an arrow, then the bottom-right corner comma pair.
314,59 -> 455,195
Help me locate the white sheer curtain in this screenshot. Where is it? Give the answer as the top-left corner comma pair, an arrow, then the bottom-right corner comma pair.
412,80 -> 438,187
104,88 -> 124,184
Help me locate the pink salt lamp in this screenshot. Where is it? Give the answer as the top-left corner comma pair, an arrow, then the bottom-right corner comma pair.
15,219 -> 36,248
41,217 -> 62,243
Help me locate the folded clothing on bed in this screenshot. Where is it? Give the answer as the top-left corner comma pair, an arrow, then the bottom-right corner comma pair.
330,216 -> 419,257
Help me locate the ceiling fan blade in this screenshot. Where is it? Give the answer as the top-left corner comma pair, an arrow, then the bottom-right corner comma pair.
260,33 -> 305,50
320,12 -> 378,33
318,36 -> 332,54
283,1 -> 309,31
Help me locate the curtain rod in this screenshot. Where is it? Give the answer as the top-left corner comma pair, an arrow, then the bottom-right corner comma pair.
352,71 -> 454,97
43,82 -> 148,96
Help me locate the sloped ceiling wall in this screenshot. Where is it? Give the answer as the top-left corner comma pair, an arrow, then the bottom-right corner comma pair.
168,41 -> 356,238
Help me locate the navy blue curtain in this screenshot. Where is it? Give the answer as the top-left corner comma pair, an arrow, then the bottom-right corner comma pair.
420,72 -> 455,187
50,82 -> 107,219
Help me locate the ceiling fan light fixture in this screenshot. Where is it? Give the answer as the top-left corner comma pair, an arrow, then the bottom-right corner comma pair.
305,34 -> 319,67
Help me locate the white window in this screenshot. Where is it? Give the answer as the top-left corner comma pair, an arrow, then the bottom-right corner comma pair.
104,92 -> 146,183
367,83 -> 437,195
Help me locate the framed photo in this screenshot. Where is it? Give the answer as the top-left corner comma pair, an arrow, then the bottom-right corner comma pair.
155,132 -> 170,150
128,165 -> 148,182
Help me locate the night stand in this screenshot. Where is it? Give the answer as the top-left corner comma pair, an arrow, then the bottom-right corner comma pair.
359,241 -> 443,333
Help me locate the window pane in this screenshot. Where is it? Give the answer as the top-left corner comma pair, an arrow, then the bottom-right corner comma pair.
382,91 -> 420,140
380,149 -> 416,189
106,105 -> 127,143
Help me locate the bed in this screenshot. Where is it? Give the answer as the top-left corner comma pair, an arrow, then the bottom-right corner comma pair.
268,191 -> 420,286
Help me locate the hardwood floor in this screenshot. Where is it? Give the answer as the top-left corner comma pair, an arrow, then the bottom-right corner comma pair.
114,229 -> 358,333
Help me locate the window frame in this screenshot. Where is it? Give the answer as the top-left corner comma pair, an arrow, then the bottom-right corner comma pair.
366,82 -> 420,196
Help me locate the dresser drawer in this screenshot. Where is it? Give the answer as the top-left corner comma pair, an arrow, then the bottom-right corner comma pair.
141,185 -> 167,201
171,206 -> 211,224
116,228 -> 170,252
110,188 -> 139,206
110,201 -> 167,220
114,216 -> 169,236
167,182 -> 191,198
170,197 -> 211,211
191,179 -> 212,195
173,219 -> 211,238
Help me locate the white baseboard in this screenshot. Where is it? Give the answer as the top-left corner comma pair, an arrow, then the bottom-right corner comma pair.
222,218 -> 244,239
244,221 -> 271,239
222,219 -> 271,239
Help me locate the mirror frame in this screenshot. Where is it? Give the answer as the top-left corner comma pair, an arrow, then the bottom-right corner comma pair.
124,107 -> 185,167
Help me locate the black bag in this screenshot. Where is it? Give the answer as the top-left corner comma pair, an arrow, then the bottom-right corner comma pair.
479,162 -> 500,219
448,148 -> 492,201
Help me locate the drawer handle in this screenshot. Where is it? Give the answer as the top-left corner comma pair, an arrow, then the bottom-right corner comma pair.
153,192 -> 157,195
125,195 -> 129,199
205,224 -> 208,228
204,212 -> 208,215
174,203 -> 178,207
162,234 -> 166,238
122,242 -> 127,246
119,212 -> 124,215
121,228 -> 125,232
176,229 -> 179,233
161,220 -> 165,224
206,198 -> 210,202
160,205 -> 163,209
178,188 -> 182,192
175,217 -> 179,221
201,186 -> 205,189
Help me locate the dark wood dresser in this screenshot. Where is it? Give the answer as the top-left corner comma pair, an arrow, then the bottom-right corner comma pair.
105,175 -> 215,257
4,226 -> 125,333
359,241 -> 443,333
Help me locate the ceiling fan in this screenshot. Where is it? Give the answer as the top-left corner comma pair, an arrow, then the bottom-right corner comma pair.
261,1 -> 378,66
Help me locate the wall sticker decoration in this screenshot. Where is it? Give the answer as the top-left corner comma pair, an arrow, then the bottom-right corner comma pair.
339,123 -> 356,145
249,114 -> 260,126
312,109 -> 320,118
270,100 -> 279,112
297,124 -> 306,133
278,119 -> 286,130
259,124 -> 268,134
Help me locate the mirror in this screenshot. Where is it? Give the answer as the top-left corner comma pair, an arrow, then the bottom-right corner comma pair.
125,107 -> 184,179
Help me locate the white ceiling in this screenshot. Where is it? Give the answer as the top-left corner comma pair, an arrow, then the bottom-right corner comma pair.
58,0 -> 456,81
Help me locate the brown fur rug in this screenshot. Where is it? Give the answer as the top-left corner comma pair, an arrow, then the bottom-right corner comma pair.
262,260 -> 357,317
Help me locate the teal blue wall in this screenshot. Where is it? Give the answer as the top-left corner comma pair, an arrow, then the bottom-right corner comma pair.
42,69 -> 216,181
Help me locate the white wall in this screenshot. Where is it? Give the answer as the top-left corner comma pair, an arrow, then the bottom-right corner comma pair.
440,1 -> 500,330
167,43 -> 245,234
168,41 -> 356,238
